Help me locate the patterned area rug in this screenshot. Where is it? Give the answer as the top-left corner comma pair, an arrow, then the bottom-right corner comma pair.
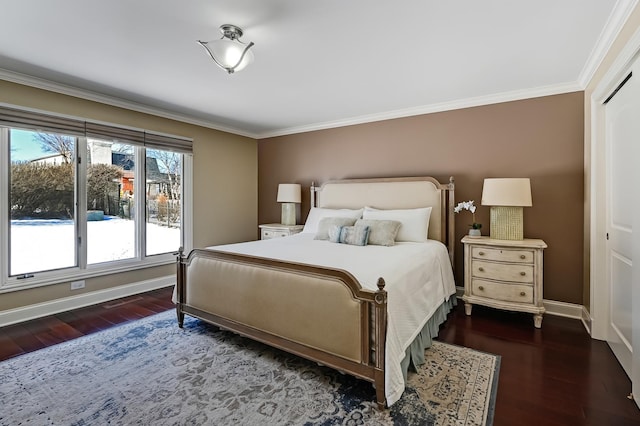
0,311 -> 499,425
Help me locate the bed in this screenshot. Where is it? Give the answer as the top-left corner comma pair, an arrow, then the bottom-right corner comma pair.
175,176 -> 456,408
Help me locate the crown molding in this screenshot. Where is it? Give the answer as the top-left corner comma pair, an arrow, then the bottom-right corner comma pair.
0,68 -> 258,139
592,20 -> 640,101
578,0 -> 639,88
257,81 -> 582,139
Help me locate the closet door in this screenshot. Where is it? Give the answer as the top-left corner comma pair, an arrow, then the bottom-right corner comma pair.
604,57 -> 639,405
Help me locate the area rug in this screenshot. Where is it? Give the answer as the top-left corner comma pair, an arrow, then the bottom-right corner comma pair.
0,311 -> 499,425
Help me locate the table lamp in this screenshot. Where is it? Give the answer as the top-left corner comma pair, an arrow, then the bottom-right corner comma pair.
277,183 -> 301,225
481,178 -> 532,240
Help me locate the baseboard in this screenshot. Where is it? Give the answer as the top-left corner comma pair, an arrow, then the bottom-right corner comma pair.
543,299 -> 583,320
455,286 -> 584,320
581,306 -> 592,335
0,276 -> 174,327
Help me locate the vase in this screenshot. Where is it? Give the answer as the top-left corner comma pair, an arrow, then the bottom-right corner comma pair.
468,228 -> 481,237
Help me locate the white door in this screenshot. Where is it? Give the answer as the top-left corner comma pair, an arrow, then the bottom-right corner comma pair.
605,58 -> 639,404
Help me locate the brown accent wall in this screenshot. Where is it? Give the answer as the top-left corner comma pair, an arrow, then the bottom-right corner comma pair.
258,92 -> 584,304
0,80 -> 257,311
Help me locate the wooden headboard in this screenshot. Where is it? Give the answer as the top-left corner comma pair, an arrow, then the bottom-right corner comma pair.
310,176 -> 455,265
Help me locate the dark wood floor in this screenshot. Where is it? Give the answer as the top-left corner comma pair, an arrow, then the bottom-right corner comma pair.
0,288 -> 175,361
1,288 -> 638,425
439,304 -> 640,426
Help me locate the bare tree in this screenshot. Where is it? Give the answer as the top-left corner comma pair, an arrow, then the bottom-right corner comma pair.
34,133 -> 74,163
149,149 -> 181,200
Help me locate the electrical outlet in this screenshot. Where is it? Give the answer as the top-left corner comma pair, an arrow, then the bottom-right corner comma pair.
70,280 -> 85,290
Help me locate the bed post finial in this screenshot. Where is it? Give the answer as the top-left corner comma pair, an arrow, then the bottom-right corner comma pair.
374,277 -> 387,305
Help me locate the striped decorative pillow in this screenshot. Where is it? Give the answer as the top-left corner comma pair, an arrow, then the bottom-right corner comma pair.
328,225 -> 371,246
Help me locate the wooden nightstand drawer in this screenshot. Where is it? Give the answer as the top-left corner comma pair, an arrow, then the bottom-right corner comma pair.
472,260 -> 534,283
472,279 -> 533,304
259,224 -> 304,240
472,247 -> 534,263
261,229 -> 289,239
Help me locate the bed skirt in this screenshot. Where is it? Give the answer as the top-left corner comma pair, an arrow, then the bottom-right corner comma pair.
400,295 -> 457,381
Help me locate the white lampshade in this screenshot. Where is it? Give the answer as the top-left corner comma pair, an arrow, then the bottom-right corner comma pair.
277,184 -> 301,203
481,178 -> 532,240
481,178 -> 532,207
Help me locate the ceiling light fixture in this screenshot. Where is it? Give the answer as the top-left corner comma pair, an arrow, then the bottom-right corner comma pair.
197,24 -> 254,74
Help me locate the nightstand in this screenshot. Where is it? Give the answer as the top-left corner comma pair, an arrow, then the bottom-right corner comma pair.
461,236 -> 547,328
259,223 -> 304,240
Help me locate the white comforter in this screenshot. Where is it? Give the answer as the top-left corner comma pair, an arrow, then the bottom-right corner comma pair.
209,232 -> 456,406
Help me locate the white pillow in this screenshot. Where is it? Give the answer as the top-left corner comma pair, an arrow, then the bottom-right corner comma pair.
362,206 -> 432,242
302,207 -> 364,234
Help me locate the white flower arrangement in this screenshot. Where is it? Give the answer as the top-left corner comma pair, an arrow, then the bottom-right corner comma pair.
454,200 -> 482,229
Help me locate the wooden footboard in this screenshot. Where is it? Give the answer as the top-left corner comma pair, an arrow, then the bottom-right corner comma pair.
176,247 -> 388,408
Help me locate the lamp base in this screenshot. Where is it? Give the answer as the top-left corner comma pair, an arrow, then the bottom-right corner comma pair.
281,203 -> 296,226
490,206 -> 524,240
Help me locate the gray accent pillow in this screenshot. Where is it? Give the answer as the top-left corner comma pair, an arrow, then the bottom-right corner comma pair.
355,219 -> 401,246
314,217 -> 358,240
328,224 -> 371,246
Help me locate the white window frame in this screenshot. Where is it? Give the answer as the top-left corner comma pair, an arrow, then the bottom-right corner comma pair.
0,126 -> 193,293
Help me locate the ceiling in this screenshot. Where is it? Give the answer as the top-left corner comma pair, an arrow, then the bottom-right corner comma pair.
0,1 -> 633,139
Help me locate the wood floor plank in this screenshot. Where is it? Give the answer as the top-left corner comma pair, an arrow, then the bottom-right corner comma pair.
0,335 -> 25,360
2,322 -> 48,355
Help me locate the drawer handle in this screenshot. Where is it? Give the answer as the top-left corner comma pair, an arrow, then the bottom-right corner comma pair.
478,267 -> 484,272
478,286 -> 484,291
520,291 -> 526,296
520,271 -> 526,276
478,251 -> 485,256
520,255 -> 526,259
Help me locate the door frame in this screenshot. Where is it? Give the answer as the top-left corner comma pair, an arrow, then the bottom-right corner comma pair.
590,26 -> 640,341
590,25 -> 640,407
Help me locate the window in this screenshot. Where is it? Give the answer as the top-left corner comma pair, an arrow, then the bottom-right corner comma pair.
145,148 -> 182,256
0,106 -> 192,290
86,139 -> 136,265
9,129 -> 78,275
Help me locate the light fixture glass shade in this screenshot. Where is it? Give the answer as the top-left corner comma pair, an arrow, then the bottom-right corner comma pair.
277,184 -> 301,203
198,24 -> 254,74
201,39 -> 254,72
481,178 -> 532,207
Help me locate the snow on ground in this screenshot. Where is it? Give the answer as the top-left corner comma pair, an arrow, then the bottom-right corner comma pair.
10,217 -> 180,275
